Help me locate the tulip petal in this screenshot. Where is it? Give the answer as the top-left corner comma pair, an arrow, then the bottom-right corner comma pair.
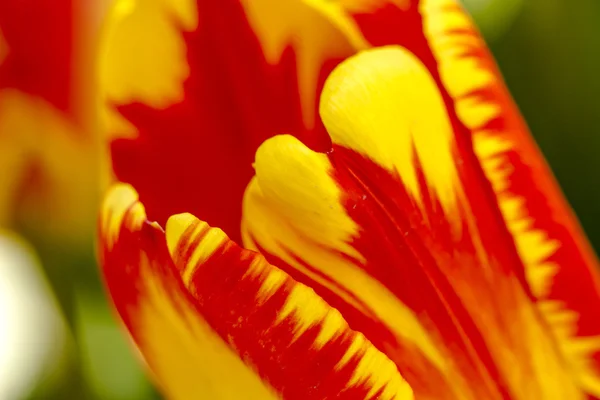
100,185 -> 277,399
99,183 -> 412,399
419,0 -> 600,395
243,47 -> 585,399
106,0 -> 358,242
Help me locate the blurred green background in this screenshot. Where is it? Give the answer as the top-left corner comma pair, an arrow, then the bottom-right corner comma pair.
3,0 -> 600,399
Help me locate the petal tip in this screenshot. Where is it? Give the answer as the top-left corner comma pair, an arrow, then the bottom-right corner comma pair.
253,134 -> 331,194
165,212 -> 201,255
100,183 -> 146,251
165,213 -> 230,285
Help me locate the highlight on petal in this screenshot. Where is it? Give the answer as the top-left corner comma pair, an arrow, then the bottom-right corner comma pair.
99,183 -> 412,399
421,0 -> 600,394
243,47 -> 586,399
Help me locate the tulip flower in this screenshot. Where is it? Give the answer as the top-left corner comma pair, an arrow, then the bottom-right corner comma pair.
98,0 -> 600,398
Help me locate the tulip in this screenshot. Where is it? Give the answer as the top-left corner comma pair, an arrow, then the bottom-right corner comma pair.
98,0 -> 600,398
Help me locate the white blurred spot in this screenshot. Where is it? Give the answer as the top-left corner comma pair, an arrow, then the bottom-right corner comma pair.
0,232 -> 66,400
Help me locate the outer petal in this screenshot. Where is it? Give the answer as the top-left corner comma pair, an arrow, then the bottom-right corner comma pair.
336,0 -> 600,394
104,0 -> 360,242
99,183 -> 413,399
420,1 -> 600,395
242,47 -> 584,399
0,1 -> 102,240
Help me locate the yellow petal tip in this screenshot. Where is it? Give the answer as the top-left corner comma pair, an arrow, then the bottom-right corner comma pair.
100,183 -> 146,250
165,212 -> 199,255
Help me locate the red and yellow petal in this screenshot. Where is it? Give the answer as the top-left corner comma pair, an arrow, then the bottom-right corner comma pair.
104,0 -> 360,242
99,183 -> 413,399
242,47 -> 586,399
421,1 -> 600,394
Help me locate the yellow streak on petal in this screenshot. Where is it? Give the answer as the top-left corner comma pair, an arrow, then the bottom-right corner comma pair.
456,98 -> 502,131
422,0 -> 600,395
475,134 -> 562,300
240,0 -> 365,128
421,0 -> 503,135
320,46 -> 460,221
342,333 -> 413,400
